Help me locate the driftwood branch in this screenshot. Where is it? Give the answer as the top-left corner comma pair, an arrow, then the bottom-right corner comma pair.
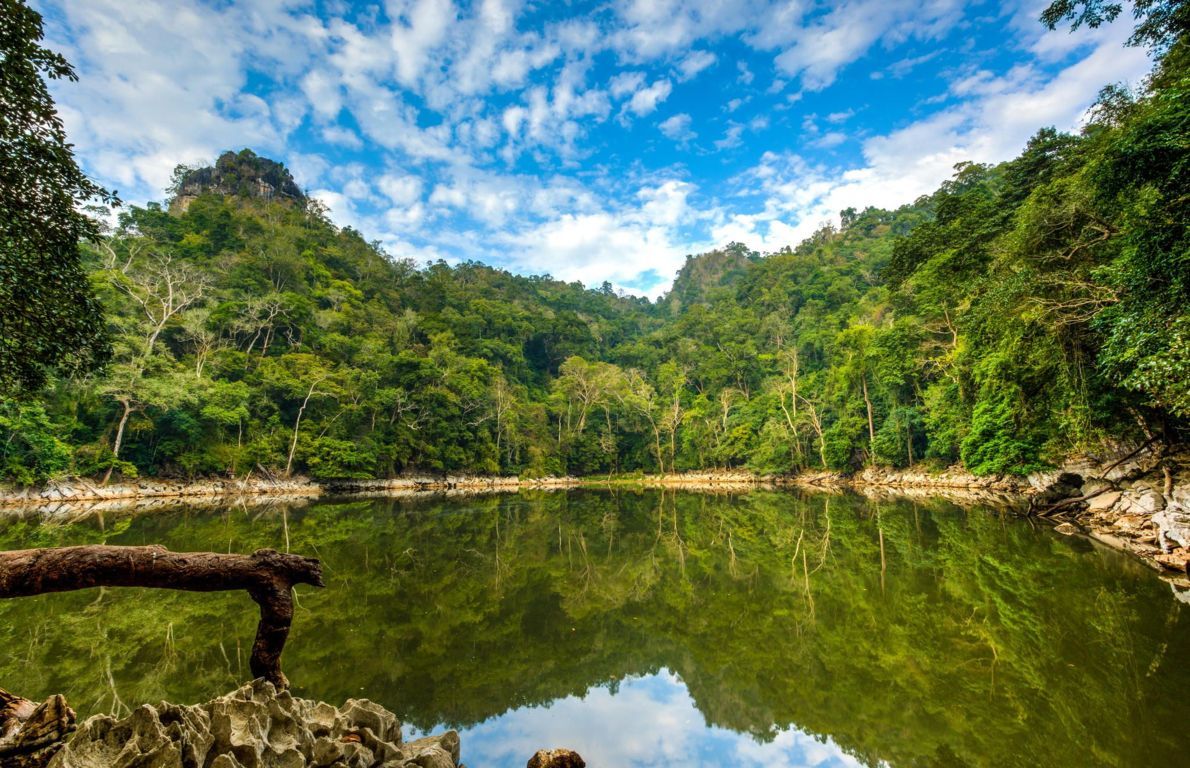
0,546 -> 324,689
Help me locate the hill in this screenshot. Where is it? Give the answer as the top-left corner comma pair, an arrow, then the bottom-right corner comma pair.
1,39 -> 1186,484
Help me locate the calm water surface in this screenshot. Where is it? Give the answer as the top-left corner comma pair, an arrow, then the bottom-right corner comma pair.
1,490 -> 1187,767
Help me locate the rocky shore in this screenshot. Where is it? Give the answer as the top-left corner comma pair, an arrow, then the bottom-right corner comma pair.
49,680 -> 462,768
326,475 -> 581,496
0,476 -> 322,508
793,451 -> 1190,589
1029,452 -> 1190,581
0,475 -> 588,511
2,453 -> 1186,589
2,679 -> 589,768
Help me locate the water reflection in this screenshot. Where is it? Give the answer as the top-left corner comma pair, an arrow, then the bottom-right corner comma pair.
447,670 -> 861,768
1,490 -> 1187,767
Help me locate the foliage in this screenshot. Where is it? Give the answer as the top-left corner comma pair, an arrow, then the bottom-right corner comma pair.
0,0 -> 116,393
2,10 -> 1187,482
0,400 -> 71,485
1041,0 -> 1190,51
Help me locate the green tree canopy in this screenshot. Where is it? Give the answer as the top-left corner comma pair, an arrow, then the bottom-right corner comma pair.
0,0 -> 116,393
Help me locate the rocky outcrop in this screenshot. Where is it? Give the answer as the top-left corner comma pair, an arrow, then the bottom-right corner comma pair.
326,476 -> 579,496
0,691 -> 75,767
791,452 -> 1190,594
792,466 -> 1030,507
596,471 -> 785,490
792,466 -> 1029,493
0,477 -> 321,510
49,680 -> 460,768
0,476 -> 588,511
1024,449 -> 1190,600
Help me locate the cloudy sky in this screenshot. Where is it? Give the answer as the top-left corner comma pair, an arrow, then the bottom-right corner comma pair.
35,0 -> 1153,295
424,670 -> 864,767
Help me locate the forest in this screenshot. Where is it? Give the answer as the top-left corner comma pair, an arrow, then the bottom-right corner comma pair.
0,3 -> 1186,486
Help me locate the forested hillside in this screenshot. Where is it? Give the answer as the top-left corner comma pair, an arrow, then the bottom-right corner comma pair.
1,18 -> 1186,485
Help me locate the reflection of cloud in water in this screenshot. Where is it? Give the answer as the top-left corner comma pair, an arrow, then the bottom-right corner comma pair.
411,670 -> 862,767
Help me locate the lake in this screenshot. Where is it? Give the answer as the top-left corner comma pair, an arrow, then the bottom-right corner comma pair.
1,489 -> 1187,767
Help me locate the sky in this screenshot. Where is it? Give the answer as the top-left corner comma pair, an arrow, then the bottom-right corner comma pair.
34,0 -> 1154,296
418,669 -> 866,767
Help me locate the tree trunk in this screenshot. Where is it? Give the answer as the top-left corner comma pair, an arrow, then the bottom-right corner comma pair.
0,546 -> 323,689
286,381 -> 322,477
101,399 -> 134,485
861,375 -> 875,453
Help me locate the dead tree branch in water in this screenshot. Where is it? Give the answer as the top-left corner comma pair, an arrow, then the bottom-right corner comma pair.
0,545 -> 324,689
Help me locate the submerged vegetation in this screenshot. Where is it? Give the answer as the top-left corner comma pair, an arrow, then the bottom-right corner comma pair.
0,2 -> 1187,485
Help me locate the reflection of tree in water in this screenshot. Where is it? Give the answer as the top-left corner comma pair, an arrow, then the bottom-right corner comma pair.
1,490 -> 1187,767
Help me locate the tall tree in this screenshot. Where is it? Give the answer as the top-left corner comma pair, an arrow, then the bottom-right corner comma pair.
0,0 -> 116,393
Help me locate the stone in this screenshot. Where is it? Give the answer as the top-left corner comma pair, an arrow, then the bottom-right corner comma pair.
527,748 -> 586,768
402,731 -> 460,768
1154,549 -> 1189,574
1054,523 -> 1079,536
1135,490 -> 1166,514
1086,491 -> 1121,512
49,680 -> 460,768
1153,503 -> 1190,552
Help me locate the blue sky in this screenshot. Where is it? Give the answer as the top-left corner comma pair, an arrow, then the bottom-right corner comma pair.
35,0 -> 1153,295
417,669 -> 865,767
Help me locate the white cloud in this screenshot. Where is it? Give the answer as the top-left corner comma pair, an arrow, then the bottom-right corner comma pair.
757,0 -> 965,91
625,78 -> 673,116
611,0 -> 758,59
378,173 -> 425,206
42,0 -> 322,199
714,122 -> 744,150
499,179 -> 704,295
716,18 -> 1150,252
441,671 -> 862,768
610,71 -> 646,98
388,0 -> 457,86
659,113 -> 697,142
321,124 -> 363,148
810,131 -> 847,149
677,49 -> 717,80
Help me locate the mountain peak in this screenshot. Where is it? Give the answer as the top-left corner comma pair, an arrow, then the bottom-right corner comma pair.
170,149 -> 305,211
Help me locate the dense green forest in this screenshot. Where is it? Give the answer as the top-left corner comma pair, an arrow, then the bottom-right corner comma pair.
1,7 -> 1186,485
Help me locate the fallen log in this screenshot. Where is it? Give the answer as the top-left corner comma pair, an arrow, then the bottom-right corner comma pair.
0,545 -> 324,689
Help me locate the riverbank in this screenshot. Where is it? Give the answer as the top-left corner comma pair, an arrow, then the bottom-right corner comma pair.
2,454 -> 1186,583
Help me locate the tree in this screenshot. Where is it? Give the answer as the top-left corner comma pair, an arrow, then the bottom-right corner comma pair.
1040,0 -> 1190,51
0,0 -> 117,393
96,251 -> 208,482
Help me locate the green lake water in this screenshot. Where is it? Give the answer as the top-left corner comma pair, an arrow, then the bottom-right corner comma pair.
1,489 -> 1187,767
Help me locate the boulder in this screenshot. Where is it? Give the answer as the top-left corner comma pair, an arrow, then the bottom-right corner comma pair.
527,749 -> 586,768
49,680 -> 461,768
1086,491 -> 1121,512
1130,490 -> 1166,515
1153,503 -> 1190,553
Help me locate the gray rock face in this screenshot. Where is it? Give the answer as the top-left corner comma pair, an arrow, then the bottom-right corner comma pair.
49,680 -> 460,768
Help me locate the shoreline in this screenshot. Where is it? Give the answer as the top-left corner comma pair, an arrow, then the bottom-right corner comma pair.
2,459 -> 1186,586
0,469 -> 1023,510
